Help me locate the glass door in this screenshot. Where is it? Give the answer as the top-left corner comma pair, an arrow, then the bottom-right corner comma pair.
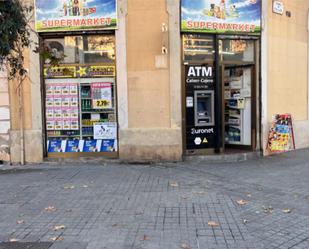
219,39 -> 256,150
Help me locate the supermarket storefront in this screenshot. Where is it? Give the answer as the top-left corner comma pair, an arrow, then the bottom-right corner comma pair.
181,0 -> 261,155
35,0 -> 118,158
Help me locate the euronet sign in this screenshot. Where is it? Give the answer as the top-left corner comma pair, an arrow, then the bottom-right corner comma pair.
34,0 -> 117,32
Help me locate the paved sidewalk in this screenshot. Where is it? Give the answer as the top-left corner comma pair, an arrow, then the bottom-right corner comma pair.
0,149 -> 309,249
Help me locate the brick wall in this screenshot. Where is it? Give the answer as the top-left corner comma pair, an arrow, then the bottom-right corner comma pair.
0,64 -> 10,162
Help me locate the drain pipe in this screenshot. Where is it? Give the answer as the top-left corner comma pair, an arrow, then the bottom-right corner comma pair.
18,76 -> 25,165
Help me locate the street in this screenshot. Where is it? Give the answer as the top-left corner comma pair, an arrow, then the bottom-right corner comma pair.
1,149 -> 309,249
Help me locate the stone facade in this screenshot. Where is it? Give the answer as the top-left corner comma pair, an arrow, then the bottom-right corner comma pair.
5,0 -> 309,163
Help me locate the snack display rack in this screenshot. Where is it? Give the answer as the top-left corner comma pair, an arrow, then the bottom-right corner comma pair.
224,67 -> 251,145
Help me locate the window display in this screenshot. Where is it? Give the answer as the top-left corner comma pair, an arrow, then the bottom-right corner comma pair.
44,34 -> 117,155
219,40 -> 254,62
44,35 -> 115,65
183,34 -> 215,61
224,66 -> 252,145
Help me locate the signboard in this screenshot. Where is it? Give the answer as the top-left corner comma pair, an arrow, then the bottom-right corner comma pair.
44,66 -> 115,79
181,0 -> 261,34
268,114 -> 295,153
35,0 -> 117,32
91,82 -> 113,109
93,122 -> 117,139
272,0 -> 284,15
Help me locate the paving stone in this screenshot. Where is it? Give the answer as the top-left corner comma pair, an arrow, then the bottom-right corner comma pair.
0,242 -> 52,249
1,149 -> 309,248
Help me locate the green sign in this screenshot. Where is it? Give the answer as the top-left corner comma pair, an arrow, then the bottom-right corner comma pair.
35,0 -> 117,32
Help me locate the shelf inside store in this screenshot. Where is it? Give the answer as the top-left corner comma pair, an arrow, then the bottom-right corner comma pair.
226,141 -> 242,145
229,114 -> 241,118
227,105 -> 241,109
80,82 -> 115,86
228,123 -> 240,127
48,135 -> 80,138
81,110 -> 115,113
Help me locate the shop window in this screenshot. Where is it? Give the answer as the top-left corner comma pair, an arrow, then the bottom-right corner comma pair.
84,36 -> 115,64
183,34 -> 215,61
44,35 -> 115,65
219,40 -> 254,62
43,34 -> 118,155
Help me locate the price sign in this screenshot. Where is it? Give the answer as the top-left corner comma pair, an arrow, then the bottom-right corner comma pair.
91,82 -> 112,109
95,100 -> 110,108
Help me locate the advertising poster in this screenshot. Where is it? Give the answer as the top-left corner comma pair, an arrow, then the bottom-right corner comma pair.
45,82 -> 79,131
93,122 -> 117,140
99,139 -> 117,152
47,139 -> 117,152
181,0 -> 261,34
48,139 -> 66,152
268,114 -> 295,153
79,139 -> 117,152
35,0 -> 117,32
82,139 -> 99,152
91,82 -> 113,109
65,140 -> 80,152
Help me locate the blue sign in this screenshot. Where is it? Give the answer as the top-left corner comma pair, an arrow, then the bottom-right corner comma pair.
48,140 -> 65,153
47,139 -> 117,152
65,140 -> 81,152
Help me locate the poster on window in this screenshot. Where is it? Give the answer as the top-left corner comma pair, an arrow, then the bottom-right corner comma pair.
91,82 -> 113,109
35,0 -> 117,32
93,122 -> 117,139
45,82 -> 79,131
181,0 -> 261,34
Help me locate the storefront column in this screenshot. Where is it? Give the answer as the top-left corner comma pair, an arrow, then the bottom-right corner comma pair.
261,0 -> 269,155
167,0 -> 182,130
307,10 -> 309,119
116,0 -> 129,130
118,0 -> 182,162
9,14 -> 44,163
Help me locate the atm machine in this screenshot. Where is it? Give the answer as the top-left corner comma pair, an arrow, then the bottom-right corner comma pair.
185,65 -> 216,152
194,90 -> 214,127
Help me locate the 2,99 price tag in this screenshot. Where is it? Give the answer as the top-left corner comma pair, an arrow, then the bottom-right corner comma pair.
91,82 -> 113,109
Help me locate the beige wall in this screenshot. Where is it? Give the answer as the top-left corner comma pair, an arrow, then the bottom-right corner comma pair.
267,0 -> 309,121
126,0 -> 170,128
9,50 -> 33,131
118,0 -> 183,161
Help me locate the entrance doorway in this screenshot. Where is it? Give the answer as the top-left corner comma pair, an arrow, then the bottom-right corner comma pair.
219,38 -> 257,151
182,34 -> 259,155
